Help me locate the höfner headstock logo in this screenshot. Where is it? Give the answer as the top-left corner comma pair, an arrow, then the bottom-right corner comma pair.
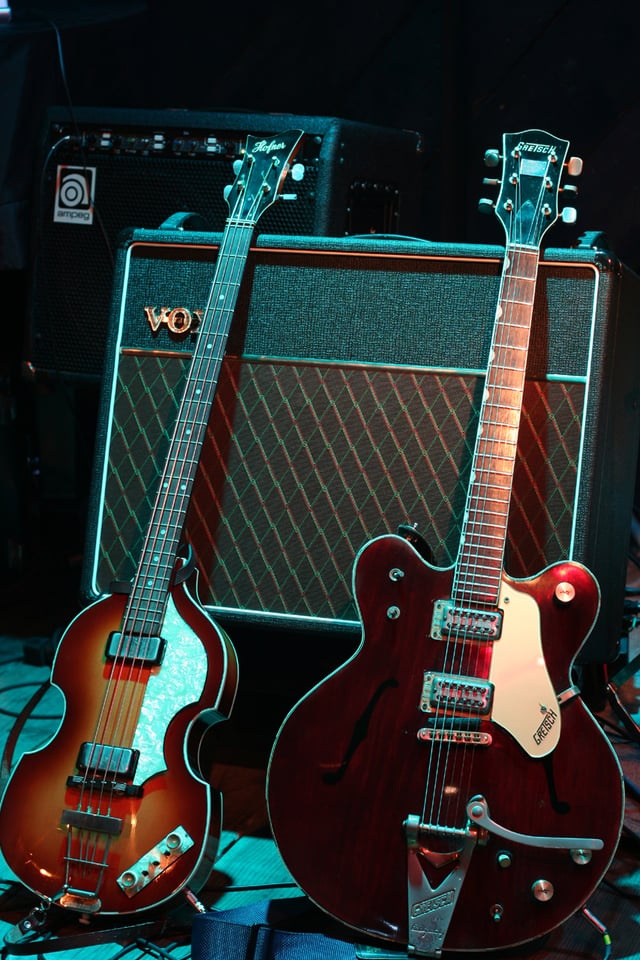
53,165 -> 96,224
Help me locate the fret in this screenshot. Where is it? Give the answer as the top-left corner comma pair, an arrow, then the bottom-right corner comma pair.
119,132 -> 305,634
497,300 -> 534,309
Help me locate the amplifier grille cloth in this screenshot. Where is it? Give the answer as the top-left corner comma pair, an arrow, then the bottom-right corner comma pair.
98,353 -> 582,622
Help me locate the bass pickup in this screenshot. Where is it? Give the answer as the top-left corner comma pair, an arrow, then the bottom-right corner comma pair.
105,631 -> 166,666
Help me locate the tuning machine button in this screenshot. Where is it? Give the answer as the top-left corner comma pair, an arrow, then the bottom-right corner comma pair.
484,148 -> 501,168
561,208 -> 577,224
478,198 -> 495,215
565,156 -> 583,177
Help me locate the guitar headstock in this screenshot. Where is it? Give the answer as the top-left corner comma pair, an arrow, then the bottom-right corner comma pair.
225,129 -> 304,225
480,129 -> 581,248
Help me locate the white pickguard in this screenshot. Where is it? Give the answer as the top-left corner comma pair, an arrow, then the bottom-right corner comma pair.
489,580 -> 560,758
131,595 -> 207,783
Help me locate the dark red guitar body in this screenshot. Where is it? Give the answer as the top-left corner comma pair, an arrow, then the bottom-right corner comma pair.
0,580 -> 238,915
267,534 -> 623,952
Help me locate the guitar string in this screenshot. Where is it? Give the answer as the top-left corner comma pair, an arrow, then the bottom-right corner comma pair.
74,152 -> 282,842
438,163 -> 546,832
420,189 -> 522,834
101,182 -> 259,758
70,201 -> 253,885
423,149 -> 553,838
442,159 -> 550,832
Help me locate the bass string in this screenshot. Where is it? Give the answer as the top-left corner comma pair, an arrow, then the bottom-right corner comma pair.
80,160 -> 271,798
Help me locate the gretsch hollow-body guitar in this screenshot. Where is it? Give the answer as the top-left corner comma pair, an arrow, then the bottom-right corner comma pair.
266,130 -> 624,955
0,130 -> 303,917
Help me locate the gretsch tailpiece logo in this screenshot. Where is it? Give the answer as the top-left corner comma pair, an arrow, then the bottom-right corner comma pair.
144,306 -> 201,336
516,141 -> 557,158
410,889 -> 455,918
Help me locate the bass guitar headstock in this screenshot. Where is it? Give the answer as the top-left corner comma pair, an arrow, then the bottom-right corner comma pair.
479,129 -> 582,248
224,129 -> 304,226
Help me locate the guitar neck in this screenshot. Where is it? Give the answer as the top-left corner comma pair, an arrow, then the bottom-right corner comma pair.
125,221 -> 255,633
452,243 -> 540,607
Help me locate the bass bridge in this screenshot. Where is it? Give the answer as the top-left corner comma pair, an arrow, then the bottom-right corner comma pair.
404,796 -> 605,957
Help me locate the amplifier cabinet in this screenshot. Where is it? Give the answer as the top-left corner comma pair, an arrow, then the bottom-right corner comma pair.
25,106 -> 424,380
82,231 -> 640,664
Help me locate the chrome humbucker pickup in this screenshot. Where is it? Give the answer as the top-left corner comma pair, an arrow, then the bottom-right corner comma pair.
430,600 -> 503,641
421,672 -> 493,715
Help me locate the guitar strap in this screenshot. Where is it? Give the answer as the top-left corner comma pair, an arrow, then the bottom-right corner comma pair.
191,897 -> 407,960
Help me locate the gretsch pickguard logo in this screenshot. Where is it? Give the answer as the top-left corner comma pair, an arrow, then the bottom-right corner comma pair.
144,306 -> 201,336
533,707 -> 558,746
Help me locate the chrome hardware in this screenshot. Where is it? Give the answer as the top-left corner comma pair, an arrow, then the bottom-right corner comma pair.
117,825 -> 194,897
531,879 -> 554,902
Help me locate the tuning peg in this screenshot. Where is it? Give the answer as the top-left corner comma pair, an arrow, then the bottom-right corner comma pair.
561,207 -> 577,224
484,148 -> 501,168
478,198 -> 495,215
560,184 -> 578,195
232,159 -> 243,176
565,156 -> 583,177
223,184 -> 233,201
482,177 -> 501,187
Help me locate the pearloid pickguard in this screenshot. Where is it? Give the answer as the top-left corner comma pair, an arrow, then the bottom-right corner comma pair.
131,595 -> 207,783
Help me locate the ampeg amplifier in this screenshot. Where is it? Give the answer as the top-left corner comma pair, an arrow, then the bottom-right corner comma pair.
24,106 -> 424,380
82,230 -> 640,665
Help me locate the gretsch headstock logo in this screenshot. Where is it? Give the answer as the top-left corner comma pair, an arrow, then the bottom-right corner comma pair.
144,305 -> 201,336
516,141 -> 557,158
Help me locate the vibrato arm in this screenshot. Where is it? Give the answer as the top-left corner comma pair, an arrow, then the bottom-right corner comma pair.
466,796 -> 603,851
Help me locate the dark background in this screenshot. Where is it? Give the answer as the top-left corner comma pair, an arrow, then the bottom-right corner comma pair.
2,0 -> 640,647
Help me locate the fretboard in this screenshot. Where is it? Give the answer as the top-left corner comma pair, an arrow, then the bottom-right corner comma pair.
124,220 -> 255,635
452,244 -> 540,607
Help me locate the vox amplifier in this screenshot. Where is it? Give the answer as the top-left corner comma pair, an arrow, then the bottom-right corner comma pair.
81,231 -> 640,664
24,106 -> 424,380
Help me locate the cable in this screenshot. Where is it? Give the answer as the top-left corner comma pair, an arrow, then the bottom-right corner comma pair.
582,907 -> 612,960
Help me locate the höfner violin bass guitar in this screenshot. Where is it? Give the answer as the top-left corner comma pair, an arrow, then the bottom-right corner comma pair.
266,130 -> 624,955
0,130 -> 304,917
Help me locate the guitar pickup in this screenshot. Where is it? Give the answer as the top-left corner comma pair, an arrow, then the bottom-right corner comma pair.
431,600 -> 503,641
76,742 -> 139,779
422,672 -> 493,715
105,632 -> 165,666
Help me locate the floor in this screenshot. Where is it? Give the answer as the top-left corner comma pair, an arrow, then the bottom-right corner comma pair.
1,547 -> 640,960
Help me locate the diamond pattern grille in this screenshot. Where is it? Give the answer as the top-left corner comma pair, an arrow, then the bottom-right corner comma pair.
96,352 -> 583,623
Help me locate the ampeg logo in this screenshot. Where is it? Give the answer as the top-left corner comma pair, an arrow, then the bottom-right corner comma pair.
53,165 -> 96,224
